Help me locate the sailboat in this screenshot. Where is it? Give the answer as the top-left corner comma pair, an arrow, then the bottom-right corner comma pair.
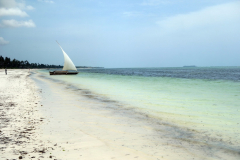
49,41 -> 78,75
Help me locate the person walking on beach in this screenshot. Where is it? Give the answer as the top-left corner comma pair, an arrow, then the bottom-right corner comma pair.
5,68 -> 7,75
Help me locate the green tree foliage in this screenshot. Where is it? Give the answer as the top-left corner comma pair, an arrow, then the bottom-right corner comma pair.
0,55 -> 62,69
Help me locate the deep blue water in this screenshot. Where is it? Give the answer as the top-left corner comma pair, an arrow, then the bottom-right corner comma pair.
78,67 -> 240,81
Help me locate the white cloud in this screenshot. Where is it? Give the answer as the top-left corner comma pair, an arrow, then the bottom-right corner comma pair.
0,37 -> 9,45
25,5 -> 34,10
0,0 -> 35,28
0,19 -> 36,28
0,0 -> 17,8
38,0 -> 54,4
0,8 -> 28,17
156,2 -> 240,32
0,0 -> 34,10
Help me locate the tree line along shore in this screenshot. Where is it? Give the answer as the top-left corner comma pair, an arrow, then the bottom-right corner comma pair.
0,55 -> 62,69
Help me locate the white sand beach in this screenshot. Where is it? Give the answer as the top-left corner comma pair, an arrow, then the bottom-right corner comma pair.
0,69 -> 45,159
0,69 -> 239,160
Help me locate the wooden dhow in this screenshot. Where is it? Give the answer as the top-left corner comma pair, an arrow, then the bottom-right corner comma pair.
49,41 -> 78,75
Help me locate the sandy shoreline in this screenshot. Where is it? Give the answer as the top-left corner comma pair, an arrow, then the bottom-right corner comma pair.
0,69 -> 239,160
0,69 -> 165,160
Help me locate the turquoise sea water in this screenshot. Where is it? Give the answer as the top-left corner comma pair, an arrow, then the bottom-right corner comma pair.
37,67 -> 240,154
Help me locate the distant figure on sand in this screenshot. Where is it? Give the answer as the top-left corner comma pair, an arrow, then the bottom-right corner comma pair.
5,68 -> 7,75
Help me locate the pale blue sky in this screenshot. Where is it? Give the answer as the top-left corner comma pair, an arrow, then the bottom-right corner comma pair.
0,0 -> 240,68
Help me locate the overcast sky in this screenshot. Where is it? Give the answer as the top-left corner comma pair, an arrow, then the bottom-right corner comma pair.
0,0 -> 240,68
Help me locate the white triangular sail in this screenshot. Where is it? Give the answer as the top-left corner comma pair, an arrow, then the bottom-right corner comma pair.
56,41 -> 77,71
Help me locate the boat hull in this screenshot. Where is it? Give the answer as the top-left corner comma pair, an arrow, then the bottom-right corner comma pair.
49,71 -> 78,75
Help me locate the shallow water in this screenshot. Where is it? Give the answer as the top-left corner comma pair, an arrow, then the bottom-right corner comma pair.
37,67 -> 240,157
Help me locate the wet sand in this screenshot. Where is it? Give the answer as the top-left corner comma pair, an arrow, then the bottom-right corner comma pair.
1,69 -> 239,160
